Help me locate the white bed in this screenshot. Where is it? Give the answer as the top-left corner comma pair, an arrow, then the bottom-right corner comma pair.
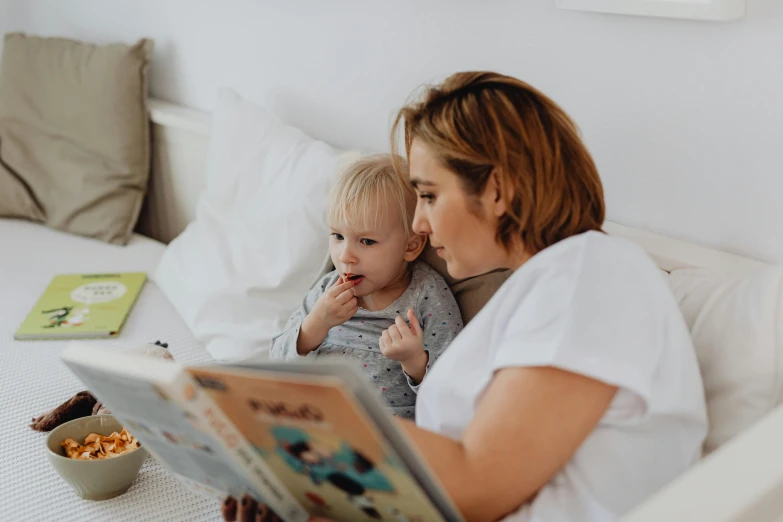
1,97 -> 781,522
0,219 -> 219,521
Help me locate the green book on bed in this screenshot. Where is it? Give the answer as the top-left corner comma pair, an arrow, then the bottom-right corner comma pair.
14,273 -> 147,340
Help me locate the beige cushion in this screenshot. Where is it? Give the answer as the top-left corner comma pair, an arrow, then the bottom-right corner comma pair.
420,244 -> 512,325
0,33 -> 153,244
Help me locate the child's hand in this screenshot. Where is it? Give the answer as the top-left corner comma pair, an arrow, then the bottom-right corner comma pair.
380,309 -> 428,382
310,277 -> 359,331
296,277 -> 358,356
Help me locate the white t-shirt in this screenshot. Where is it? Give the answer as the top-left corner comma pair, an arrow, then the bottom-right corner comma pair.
416,231 -> 707,522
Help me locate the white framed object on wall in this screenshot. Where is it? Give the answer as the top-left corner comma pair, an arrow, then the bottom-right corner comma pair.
556,0 -> 746,21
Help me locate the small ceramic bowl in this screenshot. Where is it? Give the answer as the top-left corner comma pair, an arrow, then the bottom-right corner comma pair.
45,415 -> 148,500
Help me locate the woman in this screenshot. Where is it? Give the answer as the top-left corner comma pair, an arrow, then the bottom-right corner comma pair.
223,72 -> 707,522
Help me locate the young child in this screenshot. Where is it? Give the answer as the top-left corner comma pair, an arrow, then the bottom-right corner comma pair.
269,154 -> 462,419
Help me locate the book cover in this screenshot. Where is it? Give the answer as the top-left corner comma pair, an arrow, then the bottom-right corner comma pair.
189,366 -> 449,522
15,272 -> 146,340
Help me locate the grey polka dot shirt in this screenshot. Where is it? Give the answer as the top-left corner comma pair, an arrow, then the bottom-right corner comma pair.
269,260 -> 462,419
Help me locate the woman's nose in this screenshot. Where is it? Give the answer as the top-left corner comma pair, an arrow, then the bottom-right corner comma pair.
412,206 -> 431,236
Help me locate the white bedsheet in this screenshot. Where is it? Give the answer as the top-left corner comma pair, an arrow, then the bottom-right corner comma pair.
0,219 -> 220,521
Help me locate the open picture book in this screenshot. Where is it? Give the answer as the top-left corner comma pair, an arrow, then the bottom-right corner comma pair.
60,343 -> 463,522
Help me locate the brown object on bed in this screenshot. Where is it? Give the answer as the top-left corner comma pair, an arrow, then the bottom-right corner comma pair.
29,390 -> 98,432
29,342 -> 173,432
0,33 -> 154,245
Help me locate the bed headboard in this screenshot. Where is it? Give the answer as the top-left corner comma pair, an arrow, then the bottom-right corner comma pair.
135,99 -> 211,246
138,98 -> 770,276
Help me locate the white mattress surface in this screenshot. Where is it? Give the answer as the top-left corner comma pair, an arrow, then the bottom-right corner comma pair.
0,219 -> 220,521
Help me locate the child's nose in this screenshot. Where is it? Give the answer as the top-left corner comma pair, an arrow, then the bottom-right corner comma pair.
339,245 -> 358,264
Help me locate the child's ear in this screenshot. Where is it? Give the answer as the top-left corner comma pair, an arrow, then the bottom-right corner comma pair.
403,233 -> 427,262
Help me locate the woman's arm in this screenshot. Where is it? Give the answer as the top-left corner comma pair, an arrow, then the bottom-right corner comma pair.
401,366 -> 618,522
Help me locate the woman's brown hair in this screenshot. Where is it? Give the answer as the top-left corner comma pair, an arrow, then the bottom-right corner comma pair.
391,71 -> 605,255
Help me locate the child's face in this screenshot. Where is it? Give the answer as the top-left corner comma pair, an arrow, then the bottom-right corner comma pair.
329,208 -> 416,299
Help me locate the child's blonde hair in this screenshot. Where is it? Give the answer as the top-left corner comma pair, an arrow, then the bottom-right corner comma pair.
327,153 -> 416,237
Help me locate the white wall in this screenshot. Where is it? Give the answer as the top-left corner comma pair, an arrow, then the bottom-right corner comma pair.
1,0 -> 781,262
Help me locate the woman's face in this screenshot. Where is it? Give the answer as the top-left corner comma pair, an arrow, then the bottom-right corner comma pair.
408,139 -> 517,279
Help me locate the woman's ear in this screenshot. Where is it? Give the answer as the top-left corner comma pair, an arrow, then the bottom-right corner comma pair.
403,233 -> 427,262
483,169 -> 508,218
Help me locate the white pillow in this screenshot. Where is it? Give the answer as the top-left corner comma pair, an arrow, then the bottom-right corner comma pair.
668,265 -> 783,453
155,88 -> 359,362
